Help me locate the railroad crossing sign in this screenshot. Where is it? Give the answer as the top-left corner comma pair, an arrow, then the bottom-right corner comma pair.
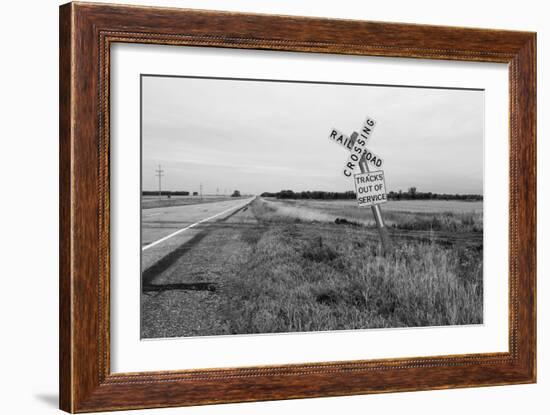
328,128 -> 355,151
327,117 -> 392,254
328,127 -> 384,174
343,117 -> 375,177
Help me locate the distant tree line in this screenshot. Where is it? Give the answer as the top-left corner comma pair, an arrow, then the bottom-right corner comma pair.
261,190 -> 356,200
261,187 -> 482,201
387,187 -> 482,201
142,190 -> 190,196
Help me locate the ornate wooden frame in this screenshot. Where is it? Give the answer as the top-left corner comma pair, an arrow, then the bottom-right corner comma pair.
59,2 -> 536,412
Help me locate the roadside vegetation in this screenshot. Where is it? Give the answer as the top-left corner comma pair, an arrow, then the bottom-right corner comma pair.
217,198 -> 483,334
261,187 -> 483,201
257,198 -> 482,233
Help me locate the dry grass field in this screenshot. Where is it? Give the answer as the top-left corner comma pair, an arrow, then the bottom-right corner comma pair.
141,196 -> 483,338
216,198 -> 483,334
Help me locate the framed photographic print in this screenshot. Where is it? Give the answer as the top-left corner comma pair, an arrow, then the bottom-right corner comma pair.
59,2 -> 536,412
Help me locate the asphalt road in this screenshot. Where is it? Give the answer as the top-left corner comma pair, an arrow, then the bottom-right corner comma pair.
141,196 -> 259,338
141,196 -> 255,271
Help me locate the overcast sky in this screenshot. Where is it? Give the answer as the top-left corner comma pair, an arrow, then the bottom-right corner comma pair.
142,75 -> 483,195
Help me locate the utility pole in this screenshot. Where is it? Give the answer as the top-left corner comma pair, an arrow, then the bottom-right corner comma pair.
155,165 -> 164,199
200,183 -> 203,202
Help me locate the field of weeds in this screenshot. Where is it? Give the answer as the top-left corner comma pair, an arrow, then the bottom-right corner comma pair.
216,198 -> 483,334
263,198 -> 483,232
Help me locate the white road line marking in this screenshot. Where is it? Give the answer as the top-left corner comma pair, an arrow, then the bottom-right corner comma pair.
141,198 -> 254,251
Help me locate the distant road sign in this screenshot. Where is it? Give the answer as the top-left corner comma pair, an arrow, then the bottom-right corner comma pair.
343,117 -> 376,177
354,170 -> 387,207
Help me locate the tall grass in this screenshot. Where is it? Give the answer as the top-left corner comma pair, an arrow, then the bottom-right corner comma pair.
251,198 -> 335,223
217,200 -> 483,334
260,198 -> 482,232
386,211 -> 483,232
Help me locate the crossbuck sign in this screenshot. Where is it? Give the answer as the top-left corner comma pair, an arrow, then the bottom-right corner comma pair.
327,116 -> 387,207
328,127 -> 384,175
327,116 -> 392,253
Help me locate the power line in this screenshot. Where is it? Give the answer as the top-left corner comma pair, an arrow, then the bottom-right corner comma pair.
155,164 -> 164,198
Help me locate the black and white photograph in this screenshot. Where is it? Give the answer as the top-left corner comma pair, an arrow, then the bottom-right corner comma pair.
140,75 -> 484,339
4,0 -> 545,413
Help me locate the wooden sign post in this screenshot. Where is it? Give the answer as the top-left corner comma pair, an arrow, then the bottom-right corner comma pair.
328,120 -> 392,255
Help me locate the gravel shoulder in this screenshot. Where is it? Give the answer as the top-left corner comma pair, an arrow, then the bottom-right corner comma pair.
141,204 -> 260,338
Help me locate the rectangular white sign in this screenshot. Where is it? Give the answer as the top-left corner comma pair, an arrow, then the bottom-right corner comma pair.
343,117 -> 376,177
354,170 -> 387,206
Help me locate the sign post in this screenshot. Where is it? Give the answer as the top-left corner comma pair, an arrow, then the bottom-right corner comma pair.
353,132 -> 392,255
328,123 -> 392,256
